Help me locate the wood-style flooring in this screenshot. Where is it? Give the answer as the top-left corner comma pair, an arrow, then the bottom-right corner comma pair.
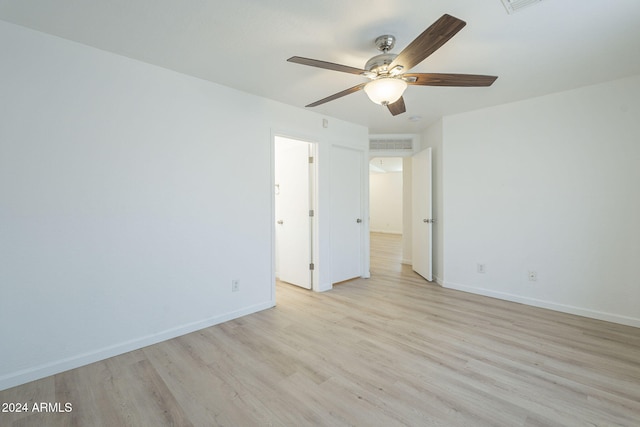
1,232 -> 639,426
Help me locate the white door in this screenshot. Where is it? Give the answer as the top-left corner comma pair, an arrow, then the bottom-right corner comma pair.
275,137 -> 312,289
412,147 -> 433,281
331,145 -> 364,283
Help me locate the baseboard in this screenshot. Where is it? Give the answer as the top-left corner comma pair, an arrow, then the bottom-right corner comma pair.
443,281 -> 640,328
369,229 -> 402,235
315,281 -> 333,292
0,300 -> 275,391
401,258 -> 412,265
433,274 -> 443,286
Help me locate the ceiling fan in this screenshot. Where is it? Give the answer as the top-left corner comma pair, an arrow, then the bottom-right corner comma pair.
287,14 -> 498,116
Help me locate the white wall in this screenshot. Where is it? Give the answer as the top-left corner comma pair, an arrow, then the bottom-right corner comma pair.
443,74 -> 640,327
369,172 -> 403,234
0,21 -> 368,390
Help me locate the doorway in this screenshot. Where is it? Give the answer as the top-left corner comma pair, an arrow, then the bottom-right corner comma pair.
274,136 -> 316,290
369,157 -> 403,234
368,150 -> 433,281
369,156 -> 404,273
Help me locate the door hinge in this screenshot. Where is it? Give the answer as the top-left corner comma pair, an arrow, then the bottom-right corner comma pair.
309,209 -> 314,217
309,156 -> 314,164
309,263 -> 315,271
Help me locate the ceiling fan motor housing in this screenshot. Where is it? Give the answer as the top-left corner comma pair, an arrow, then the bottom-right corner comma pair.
365,53 -> 398,75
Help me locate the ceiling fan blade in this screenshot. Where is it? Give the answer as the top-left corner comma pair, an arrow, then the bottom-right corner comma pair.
306,83 -> 367,107
387,97 -> 406,116
390,14 -> 466,71
287,56 -> 366,75
405,73 -> 498,87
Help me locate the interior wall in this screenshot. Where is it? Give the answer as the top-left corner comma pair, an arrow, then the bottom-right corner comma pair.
369,172 -> 403,234
443,74 -> 640,327
0,21 -> 368,390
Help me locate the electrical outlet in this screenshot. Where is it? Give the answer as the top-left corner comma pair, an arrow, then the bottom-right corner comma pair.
232,279 -> 240,292
477,263 -> 486,274
528,271 -> 537,281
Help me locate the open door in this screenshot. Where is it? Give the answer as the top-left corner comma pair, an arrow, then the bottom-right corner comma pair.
412,147 -> 433,281
275,136 -> 313,289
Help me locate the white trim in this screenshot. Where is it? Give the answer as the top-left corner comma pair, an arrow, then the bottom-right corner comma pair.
316,281 -> 333,292
0,301 -> 274,391
443,281 -> 640,328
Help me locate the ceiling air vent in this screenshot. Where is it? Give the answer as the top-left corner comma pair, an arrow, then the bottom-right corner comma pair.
500,0 -> 542,14
369,138 -> 413,151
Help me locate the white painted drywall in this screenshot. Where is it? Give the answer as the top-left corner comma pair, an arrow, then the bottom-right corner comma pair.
443,74 -> 640,327
0,21 -> 368,390
369,172 -> 403,234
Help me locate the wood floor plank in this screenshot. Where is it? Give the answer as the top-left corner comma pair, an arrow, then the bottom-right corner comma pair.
1,232 -> 639,426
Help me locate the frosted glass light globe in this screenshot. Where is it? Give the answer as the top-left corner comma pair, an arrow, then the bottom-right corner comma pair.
364,78 -> 408,105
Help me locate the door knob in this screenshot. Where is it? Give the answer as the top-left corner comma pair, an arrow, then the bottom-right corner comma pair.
356,218 -> 362,223
423,219 -> 428,223
277,220 -> 284,225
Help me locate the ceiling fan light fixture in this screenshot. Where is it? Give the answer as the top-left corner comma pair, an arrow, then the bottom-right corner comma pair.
364,78 -> 407,106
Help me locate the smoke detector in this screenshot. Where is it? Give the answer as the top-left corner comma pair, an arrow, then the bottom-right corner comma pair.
500,0 -> 543,14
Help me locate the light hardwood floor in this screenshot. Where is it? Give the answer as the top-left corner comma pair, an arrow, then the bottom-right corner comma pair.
2,232 -> 639,426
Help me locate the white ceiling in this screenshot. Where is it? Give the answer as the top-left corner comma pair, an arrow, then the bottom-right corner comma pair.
2,0 -> 640,134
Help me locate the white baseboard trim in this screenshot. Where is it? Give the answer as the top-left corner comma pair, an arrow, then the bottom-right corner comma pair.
401,258 -> 412,265
0,300 -> 275,391
369,229 -> 402,235
315,281 -> 333,292
443,281 -> 640,328
433,274 -> 443,286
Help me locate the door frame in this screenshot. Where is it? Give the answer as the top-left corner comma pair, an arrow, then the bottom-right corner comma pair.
271,132 -> 320,294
